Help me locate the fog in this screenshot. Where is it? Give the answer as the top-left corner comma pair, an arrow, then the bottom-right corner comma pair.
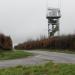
0,0 -> 75,44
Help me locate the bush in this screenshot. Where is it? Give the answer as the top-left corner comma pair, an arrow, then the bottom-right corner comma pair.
0,33 -> 13,50
14,34 -> 75,50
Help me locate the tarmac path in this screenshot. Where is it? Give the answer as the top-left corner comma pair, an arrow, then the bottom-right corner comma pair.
0,50 -> 75,68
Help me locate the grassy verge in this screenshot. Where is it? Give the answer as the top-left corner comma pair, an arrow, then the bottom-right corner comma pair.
0,62 -> 75,75
33,49 -> 75,54
0,50 -> 32,60
47,49 -> 75,54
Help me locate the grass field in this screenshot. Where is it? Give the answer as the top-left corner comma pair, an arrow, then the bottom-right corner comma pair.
0,50 -> 32,60
0,62 -> 75,75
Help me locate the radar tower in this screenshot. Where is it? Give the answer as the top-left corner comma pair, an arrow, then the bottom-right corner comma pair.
46,8 -> 61,37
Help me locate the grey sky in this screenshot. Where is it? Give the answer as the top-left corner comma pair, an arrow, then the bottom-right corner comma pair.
0,0 -> 75,44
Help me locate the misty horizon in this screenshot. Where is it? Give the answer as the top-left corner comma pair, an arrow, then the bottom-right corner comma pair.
0,0 -> 75,44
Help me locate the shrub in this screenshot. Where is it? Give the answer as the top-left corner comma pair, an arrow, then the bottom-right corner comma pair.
14,34 -> 75,50
0,33 -> 13,50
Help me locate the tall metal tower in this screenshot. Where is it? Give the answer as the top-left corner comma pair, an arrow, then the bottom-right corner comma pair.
46,8 -> 61,37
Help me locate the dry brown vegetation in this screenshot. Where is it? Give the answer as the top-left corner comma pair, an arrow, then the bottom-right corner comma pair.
15,35 -> 75,50
0,33 -> 13,50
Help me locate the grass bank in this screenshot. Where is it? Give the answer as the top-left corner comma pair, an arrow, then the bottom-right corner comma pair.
0,50 -> 32,60
32,49 -> 75,54
0,62 -> 75,75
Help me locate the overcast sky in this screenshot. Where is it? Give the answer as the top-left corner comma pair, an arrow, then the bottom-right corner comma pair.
0,0 -> 75,44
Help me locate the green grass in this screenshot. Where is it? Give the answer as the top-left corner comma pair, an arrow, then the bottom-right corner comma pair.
0,50 -> 32,60
0,62 -> 75,75
34,49 -> 75,54
49,49 -> 75,54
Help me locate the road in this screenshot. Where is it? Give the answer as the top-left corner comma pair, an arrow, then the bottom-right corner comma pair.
26,50 -> 75,63
0,50 -> 75,68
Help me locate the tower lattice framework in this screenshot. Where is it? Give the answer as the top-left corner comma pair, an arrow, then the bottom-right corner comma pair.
46,8 -> 61,37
